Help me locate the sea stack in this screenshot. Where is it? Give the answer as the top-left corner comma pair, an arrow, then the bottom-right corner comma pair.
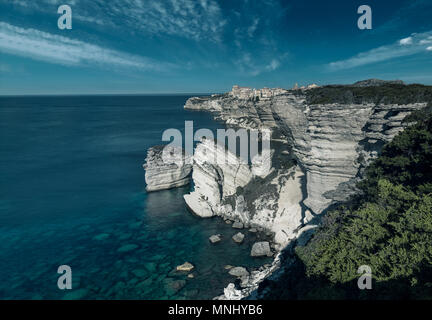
143,145 -> 192,192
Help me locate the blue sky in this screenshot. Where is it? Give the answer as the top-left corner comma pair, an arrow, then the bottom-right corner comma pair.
1,0 -> 432,94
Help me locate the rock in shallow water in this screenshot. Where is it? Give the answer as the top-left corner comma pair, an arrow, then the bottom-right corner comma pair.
117,244 -> 139,253
209,234 -> 221,243
164,279 -> 186,296
228,267 -> 249,277
250,241 -> 271,257
92,233 -> 110,241
131,269 -> 147,278
143,145 -> 192,192
176,262 -> 194,272
232,232 -> 245,243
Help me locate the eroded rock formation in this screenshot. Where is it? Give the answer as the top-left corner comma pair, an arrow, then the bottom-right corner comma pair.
185,84 -> 427,215
184,82 -> 429,300
143,145 -> 192,192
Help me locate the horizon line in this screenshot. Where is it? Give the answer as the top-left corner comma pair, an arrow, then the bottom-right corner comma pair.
0,92 -> 221,97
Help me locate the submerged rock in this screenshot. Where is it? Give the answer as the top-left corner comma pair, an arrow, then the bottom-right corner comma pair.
209,234 -> 221,243
232,232 -> 245,243
131,269 -> 147,278
164,279 -> 186,296
176,262 -> 194,272
143,262 -> 157,273
228,267 -> 249,277
117,244 -> 139,253
143,145 -> 192,192
92,233 -> 110,241
251,242 -> 271,257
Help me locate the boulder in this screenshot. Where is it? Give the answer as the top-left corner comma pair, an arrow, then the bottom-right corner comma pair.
176,262 -> 194,272
228,267 -> 249,277
209,234 -> 221,243
232,232 -> 245,243
250,241 -> 271,257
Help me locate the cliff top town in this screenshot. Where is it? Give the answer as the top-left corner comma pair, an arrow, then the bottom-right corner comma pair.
229,83 -> 320,100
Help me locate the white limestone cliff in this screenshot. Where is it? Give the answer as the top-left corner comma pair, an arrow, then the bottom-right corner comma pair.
184,137 -> 306,249
184,82 -> 428,300
185,86 -> 427,215
183,139 -> 253,218
143,145 -> 192,192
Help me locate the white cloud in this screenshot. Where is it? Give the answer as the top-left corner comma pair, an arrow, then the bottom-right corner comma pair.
5,0 -> 226,42
236,54 -> 283,76
399,37 -> 413,45
420,36 -> 432,45
266,59 -> 280,71
0,22 -> 171,71
427,46 -> 432,51
327,31 -> 432,71
247,18 -> 260,38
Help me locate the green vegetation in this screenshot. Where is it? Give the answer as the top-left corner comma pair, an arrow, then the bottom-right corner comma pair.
262,105 -> 432,300
306,84 -> 432,105
296,108 -> 432,299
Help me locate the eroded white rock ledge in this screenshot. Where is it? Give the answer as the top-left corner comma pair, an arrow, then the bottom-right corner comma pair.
143,145 -> 192,192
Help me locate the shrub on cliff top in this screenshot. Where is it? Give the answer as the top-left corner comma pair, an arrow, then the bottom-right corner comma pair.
306,84 -> 432,105
294,108 -> 432,299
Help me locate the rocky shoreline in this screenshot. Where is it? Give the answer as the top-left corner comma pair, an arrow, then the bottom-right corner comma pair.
143,81 -> 427,300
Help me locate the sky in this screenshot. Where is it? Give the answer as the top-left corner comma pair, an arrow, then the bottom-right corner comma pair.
1,0 -> 432,95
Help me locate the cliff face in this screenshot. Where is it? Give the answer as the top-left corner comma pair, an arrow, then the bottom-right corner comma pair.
183,83 -> 431,300
184,86 -> 427,218
143,145 -> 192,192
183,139 -> 253,218
272,95 -> 426,213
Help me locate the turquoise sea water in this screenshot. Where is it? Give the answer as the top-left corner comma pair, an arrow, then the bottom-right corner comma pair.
0,95 -> 271,300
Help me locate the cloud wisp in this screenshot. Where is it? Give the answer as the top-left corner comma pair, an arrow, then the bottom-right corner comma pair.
5,0 -> 226,42
0,22 -> 171,71
327,31 -> 432,71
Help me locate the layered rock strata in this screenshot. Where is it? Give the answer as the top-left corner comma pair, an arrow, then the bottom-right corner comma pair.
185,85 -> 427,215
183,136 -> 305,249
143,145 -> 192,192
183,139 -> 253,218
184,82 -> 428,300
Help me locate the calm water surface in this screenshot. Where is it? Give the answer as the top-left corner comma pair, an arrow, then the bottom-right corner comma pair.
0,95 -> 271,299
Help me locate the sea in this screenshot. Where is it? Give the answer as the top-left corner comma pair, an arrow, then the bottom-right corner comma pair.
0,95 -> 271,300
